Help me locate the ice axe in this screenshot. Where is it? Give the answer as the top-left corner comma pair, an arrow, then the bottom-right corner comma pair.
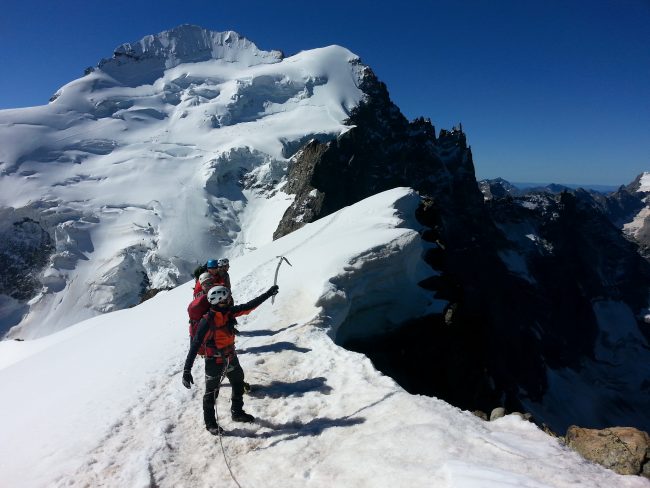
272,256 -> 292,304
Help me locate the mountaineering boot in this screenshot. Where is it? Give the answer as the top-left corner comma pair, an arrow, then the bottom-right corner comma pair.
206,423 -> 225,436
231,409 -> 255,423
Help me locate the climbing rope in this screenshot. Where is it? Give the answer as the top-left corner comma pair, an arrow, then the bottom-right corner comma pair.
213,356 -> 243,488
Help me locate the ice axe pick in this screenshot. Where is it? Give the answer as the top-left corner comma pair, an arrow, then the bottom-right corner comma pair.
272,256 -> 292,304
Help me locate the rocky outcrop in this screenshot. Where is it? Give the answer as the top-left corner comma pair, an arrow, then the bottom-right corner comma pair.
566,426 -> 650,477
580,185 -> 650,260
478,178 -> 521,199
0,214 -> 52,301
0,208 -> 54,336
592,186 -> 646,227
274,68 -> 481,240
571,180 -> 650,261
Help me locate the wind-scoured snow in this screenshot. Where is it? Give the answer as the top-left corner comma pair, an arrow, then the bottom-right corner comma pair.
0,188 -> 645,488
0,26 -> 366,338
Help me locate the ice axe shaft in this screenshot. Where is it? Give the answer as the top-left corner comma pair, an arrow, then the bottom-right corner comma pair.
272,256 -> 292,304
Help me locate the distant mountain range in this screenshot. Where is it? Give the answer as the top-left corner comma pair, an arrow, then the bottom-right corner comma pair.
479,178 -> 620,198
513,182 -> 619,193
479,174 -> 650,259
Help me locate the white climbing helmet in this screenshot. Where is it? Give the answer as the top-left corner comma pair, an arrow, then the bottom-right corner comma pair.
207,285 -> 230,305
217,258 -> 229,267
198,272 -> 214,286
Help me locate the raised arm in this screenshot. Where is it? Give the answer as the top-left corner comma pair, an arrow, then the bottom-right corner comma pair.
231,286 -> 279,317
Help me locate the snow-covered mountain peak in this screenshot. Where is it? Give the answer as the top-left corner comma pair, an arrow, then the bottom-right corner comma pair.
95,25 -> 283,86
0,25 -> 368,339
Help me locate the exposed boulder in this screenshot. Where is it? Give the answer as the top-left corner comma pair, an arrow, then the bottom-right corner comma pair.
565,426 -> 650,477
490,407 -> 506,421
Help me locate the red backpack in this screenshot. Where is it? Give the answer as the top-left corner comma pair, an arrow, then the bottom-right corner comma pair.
187,295 -> 211,356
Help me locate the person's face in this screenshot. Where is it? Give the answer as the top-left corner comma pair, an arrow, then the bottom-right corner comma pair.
207,268 -> 218,275
201,281 -> 214,291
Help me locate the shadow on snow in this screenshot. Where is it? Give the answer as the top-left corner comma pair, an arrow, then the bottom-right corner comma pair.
229,416 -> 366,444
237,323 -> 301,338
246,376 -> 332,399
238,341 -> 311,355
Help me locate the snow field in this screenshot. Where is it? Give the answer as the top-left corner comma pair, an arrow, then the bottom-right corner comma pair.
1,188 -> 647,487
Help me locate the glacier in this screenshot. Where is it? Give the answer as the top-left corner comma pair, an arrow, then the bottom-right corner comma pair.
0,25 -> 367,338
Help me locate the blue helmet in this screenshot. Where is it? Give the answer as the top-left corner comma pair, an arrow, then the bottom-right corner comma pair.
206,259 -> 218,269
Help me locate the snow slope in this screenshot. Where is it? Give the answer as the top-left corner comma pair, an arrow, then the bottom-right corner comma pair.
0,188 -> 645,488
0,25 -> 366,338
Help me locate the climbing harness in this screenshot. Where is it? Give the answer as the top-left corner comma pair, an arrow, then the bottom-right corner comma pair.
272,256 -> 292,304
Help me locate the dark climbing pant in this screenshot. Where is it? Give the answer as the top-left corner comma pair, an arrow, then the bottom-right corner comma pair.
203,354 -> 245,427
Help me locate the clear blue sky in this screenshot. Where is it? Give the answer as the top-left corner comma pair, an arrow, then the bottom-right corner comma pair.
1,0 -> 648,185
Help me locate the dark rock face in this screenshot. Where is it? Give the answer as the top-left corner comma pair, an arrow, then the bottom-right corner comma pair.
0,202 -> 101,337
0,214 -> 52,301
348,189 -> 650,435
599,184 -> 650,260
273,68 -> 481,240
478,178 -> 521,199
275,70 -> 650,435
0,209 -> 54,336
635,218 -> 650,259
577,181 -> 650,261
596,187 -> 645,224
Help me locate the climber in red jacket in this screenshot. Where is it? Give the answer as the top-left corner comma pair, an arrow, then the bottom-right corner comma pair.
182,284 -> 278,435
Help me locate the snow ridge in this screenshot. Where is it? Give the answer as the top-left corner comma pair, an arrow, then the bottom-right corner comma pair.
97,25 -> 284,85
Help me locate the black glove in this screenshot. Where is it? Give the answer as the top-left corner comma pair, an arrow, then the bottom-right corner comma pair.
267,285 -> 279,296
182,369 -> 194,389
